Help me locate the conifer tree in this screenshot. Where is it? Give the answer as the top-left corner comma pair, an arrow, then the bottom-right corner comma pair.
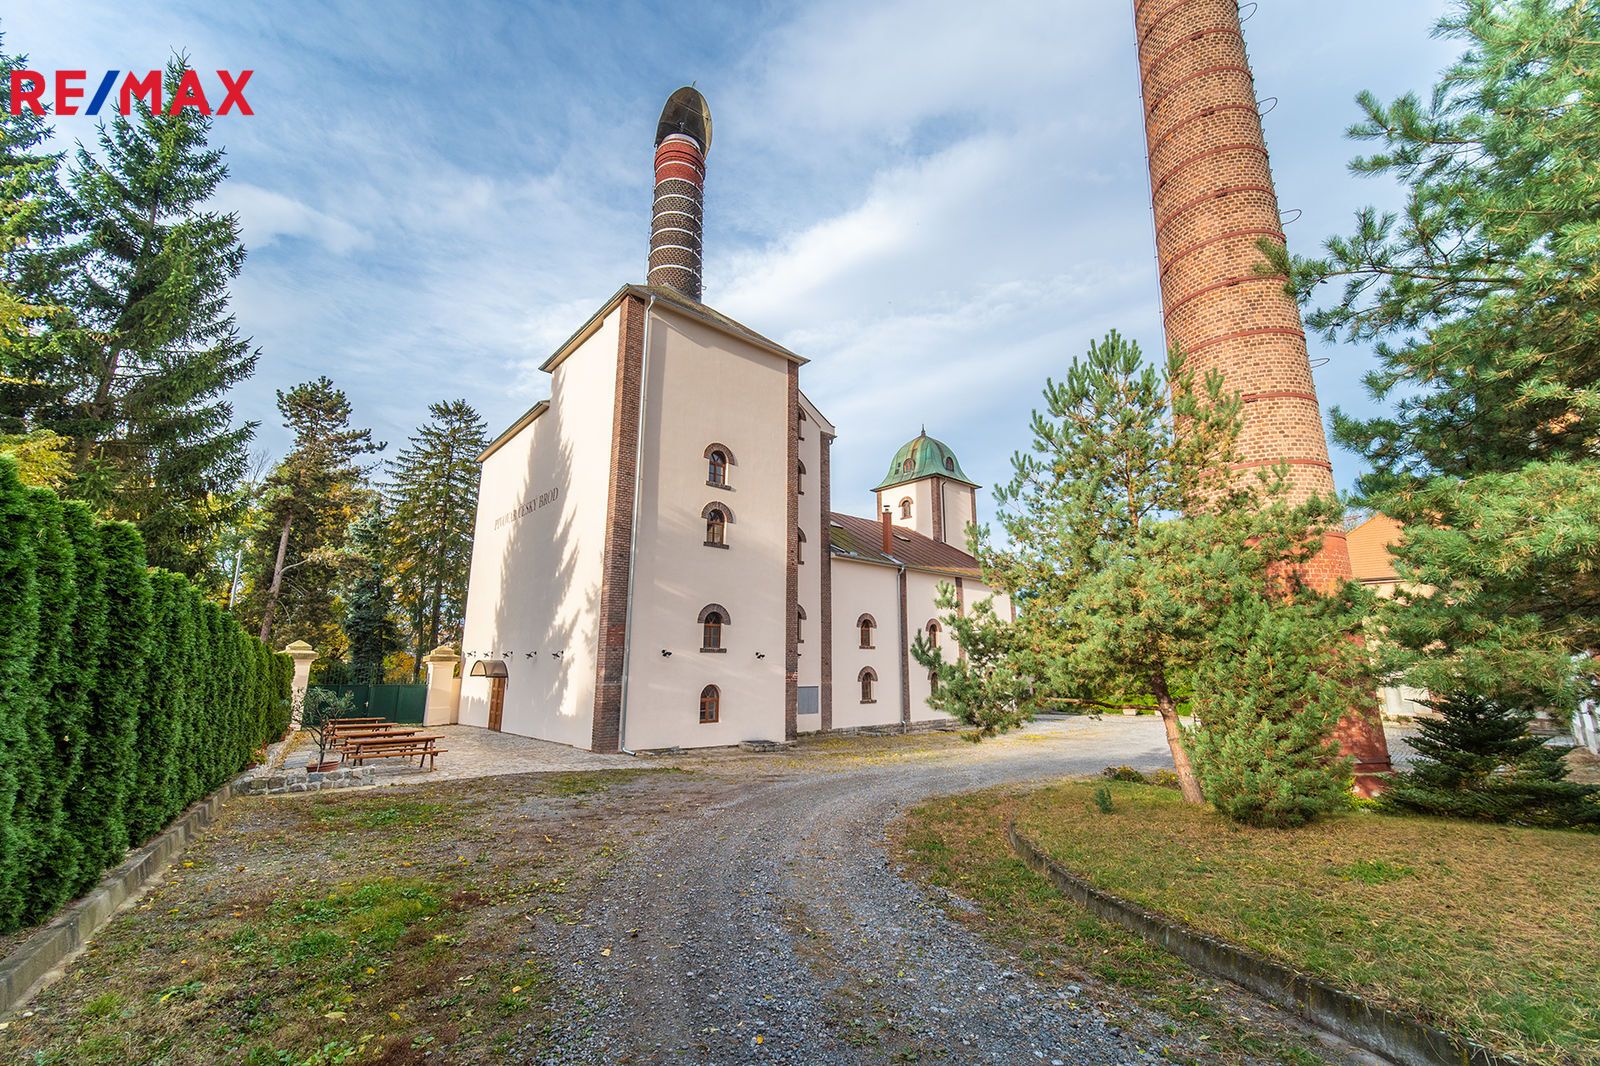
1277,0 -> 1600,706
912,589 -> 1034,738
246,376 -> 381,648
342,506 -> 399,685
8,57 -> 257,579
969,332 -> 1349,804
387,400 -> 486,676
1380,693 -> 1599,828
0,456 -> 38,921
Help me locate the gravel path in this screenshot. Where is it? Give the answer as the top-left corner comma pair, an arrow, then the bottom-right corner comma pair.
523,716 -> 1248,1064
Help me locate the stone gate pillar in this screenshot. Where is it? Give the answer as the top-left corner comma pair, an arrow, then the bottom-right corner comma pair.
283,640 -> 319,730
422,645 -> 461,727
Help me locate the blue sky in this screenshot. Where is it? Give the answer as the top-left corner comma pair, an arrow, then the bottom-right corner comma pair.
6,1 -> 1463,512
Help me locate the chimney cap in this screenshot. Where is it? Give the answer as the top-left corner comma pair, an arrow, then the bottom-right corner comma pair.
656,86 -> 712,156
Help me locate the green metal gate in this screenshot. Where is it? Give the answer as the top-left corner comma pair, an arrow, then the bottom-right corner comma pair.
312,684 -> 427,725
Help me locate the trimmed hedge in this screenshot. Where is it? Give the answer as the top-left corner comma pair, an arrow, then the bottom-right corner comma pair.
0,457 -> 292,933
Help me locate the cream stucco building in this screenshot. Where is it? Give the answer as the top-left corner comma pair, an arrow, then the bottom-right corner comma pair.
455,282 -> 1010,752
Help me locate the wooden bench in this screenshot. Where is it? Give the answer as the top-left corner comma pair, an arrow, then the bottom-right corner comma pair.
342,734 -> 445,770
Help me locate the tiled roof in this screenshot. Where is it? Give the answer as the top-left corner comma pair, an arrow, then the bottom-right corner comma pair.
1346,513 -> 1404,583
827,511 -> 984,578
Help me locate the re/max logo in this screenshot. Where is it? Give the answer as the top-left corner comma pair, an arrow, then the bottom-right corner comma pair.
9,70 -> 253,116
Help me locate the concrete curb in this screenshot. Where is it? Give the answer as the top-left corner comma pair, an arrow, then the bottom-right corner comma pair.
0,781 -> 239,1019
1007,822 -> 1520,1066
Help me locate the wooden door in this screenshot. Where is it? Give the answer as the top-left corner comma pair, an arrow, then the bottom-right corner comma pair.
488,677 -> 506,732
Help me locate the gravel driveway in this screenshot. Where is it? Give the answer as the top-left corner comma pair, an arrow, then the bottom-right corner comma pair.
520,716 -> 1334,1065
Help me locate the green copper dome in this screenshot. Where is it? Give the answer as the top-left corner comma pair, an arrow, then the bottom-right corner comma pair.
873,428 -> 978,491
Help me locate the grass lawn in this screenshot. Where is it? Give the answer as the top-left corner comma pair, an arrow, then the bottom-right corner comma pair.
0,769 -> 672,1066
906,779 -> 1600,1066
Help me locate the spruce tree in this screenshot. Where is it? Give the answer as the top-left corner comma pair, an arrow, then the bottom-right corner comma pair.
1381,693 -> 1600,829
12,57 -> 256,579
1278,0 -> 1600,706
246,377 -> 380,648
970,331 -> 1349,804
342,506 -> 399,685
387,400 -> 485,677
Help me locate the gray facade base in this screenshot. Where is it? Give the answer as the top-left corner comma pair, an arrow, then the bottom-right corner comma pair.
1007,823 -> 1519,1066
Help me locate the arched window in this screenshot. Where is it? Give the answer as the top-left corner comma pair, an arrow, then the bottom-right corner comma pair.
899,497 -> 913,520
699,603 -> 729,652
703,443 -> 736,487
901,457 -> 914,474
858,614 -> 876,649
699,684 -> 720,723
797,527 -> 806,564
944,456 -> 955,472
926,620 -> 939,648
702,500 -> 734,548
797,604 -> 806,644
859,667 -> 877,704
798,460 -> 806,494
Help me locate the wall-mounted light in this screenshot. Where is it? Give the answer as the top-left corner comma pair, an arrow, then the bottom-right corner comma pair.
661,649 -> 672,657
525,652 -> 536,659
755,652 -> 766,659
552,650 -> 564,660
502,651 -> 512,659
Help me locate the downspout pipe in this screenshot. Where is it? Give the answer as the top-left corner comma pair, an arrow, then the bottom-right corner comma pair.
616,293 -> 656,755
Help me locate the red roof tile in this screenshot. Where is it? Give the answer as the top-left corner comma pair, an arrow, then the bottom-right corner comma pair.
827,511 -> 984,579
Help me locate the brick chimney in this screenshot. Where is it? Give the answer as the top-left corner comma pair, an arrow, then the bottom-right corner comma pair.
649,87 -> 711,301
1133,0 -> 1392,790
881,508 -> 894,556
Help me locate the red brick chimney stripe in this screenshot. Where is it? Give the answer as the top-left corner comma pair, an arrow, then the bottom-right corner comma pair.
1161,272 -> 1284,321
1230,458 -> 1334,472
1159,227 -> 1285,279
1183,325 -> 1306,355
1152,142 -> 1268,199
1147,103 -> 1260,157
1140,27 -> 1243,86
1241,390 -> 1320,405
1154,183 -> 1275,238
655,162 -> 705,185
1145,64 -> 1255,117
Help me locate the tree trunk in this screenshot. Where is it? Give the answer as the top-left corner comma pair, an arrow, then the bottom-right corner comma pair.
258,515 -> 293,642
1151,668 -> 1204,804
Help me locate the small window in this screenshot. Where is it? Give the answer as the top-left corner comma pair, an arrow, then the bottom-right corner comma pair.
899,497 -> 913,520
705,509 -> 725,545
944,456 -> 955,472
798,460 -> 806,494
859,667 -> 877,704
702,611 -> 723,651
797,604 -> 806,644
901,458 -> 914,474
858,614 -> 876,649
926,620 -> 939,648
708,450 -> 727,486
797,527 -> 806,565
699,684 -> 720,723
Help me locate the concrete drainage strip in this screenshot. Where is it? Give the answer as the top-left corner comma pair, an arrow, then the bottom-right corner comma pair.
0,761 -> 377,1020
1007,823 -> 1519,1066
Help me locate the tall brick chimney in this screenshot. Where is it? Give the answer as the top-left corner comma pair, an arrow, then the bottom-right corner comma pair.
649,87 -> 712,301
1133,0 -> 1392,790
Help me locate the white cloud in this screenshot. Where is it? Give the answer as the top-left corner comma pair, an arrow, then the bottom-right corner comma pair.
216,183 -> 370,254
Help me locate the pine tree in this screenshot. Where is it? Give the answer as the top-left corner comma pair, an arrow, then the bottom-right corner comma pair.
1381,693 -> 1600,829
912,588 -> 1034,738
245,376 -> 381,648
342,506 -> 399,685
971,331 -> 1350,804
387,400 -> 486,677
1187,594 -> 1364,827
8,57 -> 257,579
1277,0 -> 1600,706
